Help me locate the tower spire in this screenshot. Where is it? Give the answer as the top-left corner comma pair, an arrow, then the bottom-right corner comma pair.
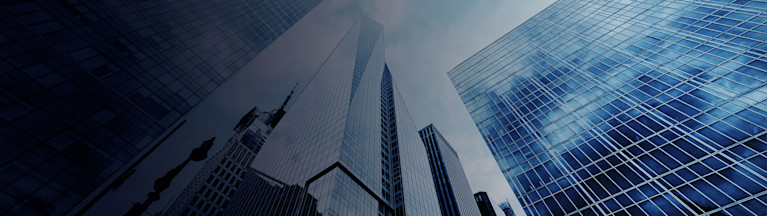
280,82 -> 298,109
270,82 -> 298,128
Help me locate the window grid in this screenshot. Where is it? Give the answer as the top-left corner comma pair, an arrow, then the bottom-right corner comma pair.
449,0 -> 767,215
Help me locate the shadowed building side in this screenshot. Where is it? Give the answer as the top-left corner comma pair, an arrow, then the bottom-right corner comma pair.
419,124 -> 482,216
223,168 -> 321,216
162,107 -> 275,216
0,0 -> 322,215
474,192 -> 497,216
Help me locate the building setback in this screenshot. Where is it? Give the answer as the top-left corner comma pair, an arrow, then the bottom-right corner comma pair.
0,0 -> 321,215
474,192 -> 497,216
222,167 -> 321,215
449,0 -> 767,215
223,17 -> 441,215
419,124 -> 482,216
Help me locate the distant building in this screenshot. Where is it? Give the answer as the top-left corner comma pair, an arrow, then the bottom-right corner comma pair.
228,17 -> 442,215
419,124 -> 481,216
474,192 -> 497,216
162,107 -> 276,216
499,201 -> 515,216
162,84 -> 296,216
223,168 -> 320,216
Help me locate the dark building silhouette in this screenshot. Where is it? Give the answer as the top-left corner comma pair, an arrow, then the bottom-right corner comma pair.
0,0 -> 321,215
474,192 -> 497,216
162,88 -> 296,215
222,169 -> 320,216
269,83 -> 298,128
162,107 -> 274,216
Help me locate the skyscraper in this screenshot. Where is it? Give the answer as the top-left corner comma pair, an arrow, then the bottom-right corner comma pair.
161,106 -> 275,216
498,201 -> 515,216
0,0 -> 321,215
449,0 -> 767,215
419,124 -> 481,216
222,167 -> 321,215
474,192 -> 497,216
225,17 -> 441,215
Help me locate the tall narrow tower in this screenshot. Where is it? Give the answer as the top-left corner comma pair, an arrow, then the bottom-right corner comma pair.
419,124 -> 482,216
224,17 -> 441,215
270,83 -> 299,128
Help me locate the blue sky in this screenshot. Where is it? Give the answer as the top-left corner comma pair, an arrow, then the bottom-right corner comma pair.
86,0 -> 556,215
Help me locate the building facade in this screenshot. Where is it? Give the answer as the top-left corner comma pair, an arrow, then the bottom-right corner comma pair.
449,0 -> 767,215
499,201 -> 515,216
0,0 -> 321,215
161,107 -> 275,216
474,192 -> 497,216
227,17 -> 441,215
419,124 -> 481,216
222,167 -> 320,216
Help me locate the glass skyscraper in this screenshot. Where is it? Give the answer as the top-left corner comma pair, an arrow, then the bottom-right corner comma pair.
419,124 -> 481,216
499,201 -> 515,216
222,167 -> 321,215
229,17 -> 440,215
162,106 -> 275,216
449,0 -> 767,215
0,0 -> 321,215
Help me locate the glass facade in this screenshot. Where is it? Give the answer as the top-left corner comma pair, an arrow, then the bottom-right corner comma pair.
0,0 -> 320,215
162,107 -> 273,216
380,65 -> 406,215
449,0 -> 767,215
222,167 -> 321,216
392,68 -> 445,216
419,124 -> 481,216
499,201 -> 515,216
230,17 -> 440,215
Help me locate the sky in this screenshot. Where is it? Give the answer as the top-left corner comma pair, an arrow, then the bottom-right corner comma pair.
86,0 -> 556,215
365,0 -> 557,214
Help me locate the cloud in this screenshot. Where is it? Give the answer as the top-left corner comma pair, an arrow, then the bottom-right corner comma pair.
363,0 -> 410,31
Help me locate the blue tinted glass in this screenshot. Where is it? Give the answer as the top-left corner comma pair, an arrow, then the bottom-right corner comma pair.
448,0 -> 767,214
